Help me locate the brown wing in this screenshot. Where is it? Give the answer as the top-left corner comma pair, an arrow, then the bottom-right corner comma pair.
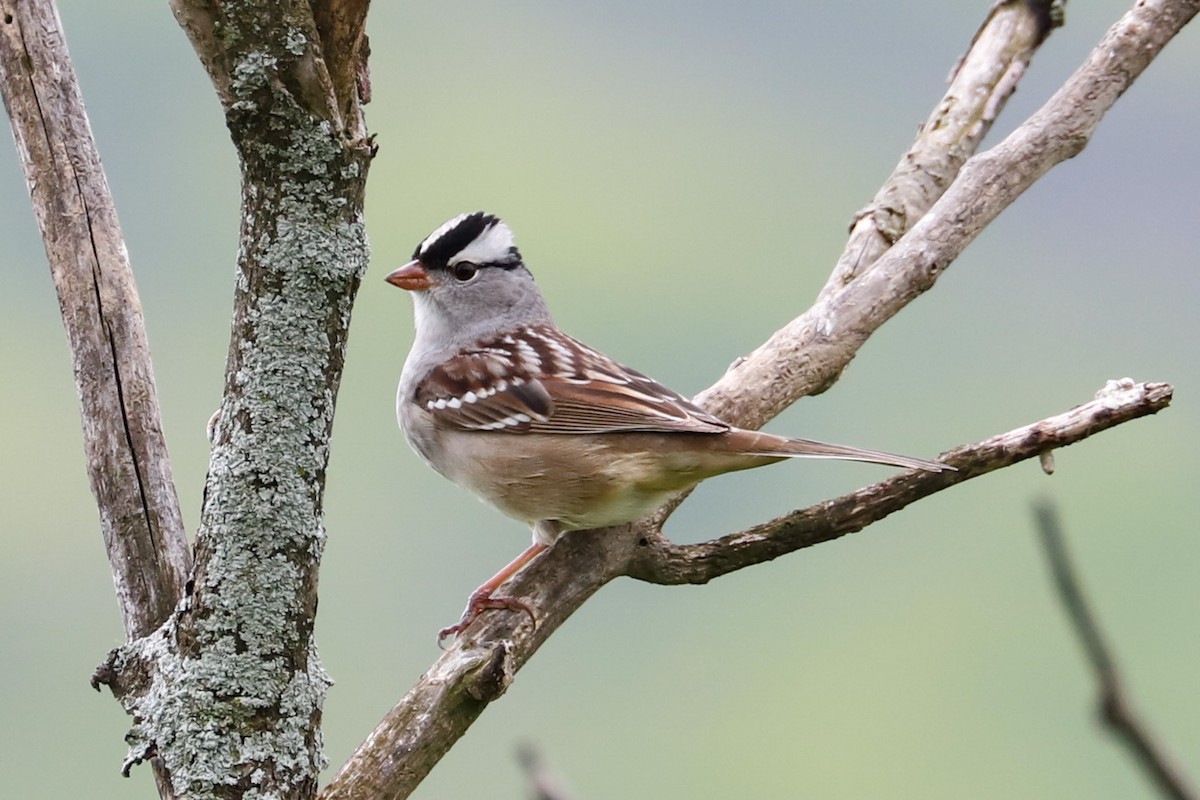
413,325 -> 729,435
412,345 -> 554,431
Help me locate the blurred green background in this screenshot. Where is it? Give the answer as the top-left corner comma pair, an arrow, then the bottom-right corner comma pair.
2,2 -> 1197,798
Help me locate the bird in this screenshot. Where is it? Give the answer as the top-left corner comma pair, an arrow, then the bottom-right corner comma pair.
388,211 -> 950,642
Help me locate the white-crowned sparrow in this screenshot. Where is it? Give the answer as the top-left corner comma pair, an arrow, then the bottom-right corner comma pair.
389,212 -> 950,640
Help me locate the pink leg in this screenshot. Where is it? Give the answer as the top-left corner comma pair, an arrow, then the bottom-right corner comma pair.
438,542 -> 548,644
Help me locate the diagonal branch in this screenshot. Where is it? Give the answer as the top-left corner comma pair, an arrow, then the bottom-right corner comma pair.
321,2 -> 1200,796
653,0 -> 1062,525
630,380 -> 1173,584
168,0 -> 228,101
696,0 -> 1198,431
815,0 -> 1063,315
1034,500 -> 1198,800
0,0 -> 190,640
517,742 -> 578,800
323,379 -> 1172,800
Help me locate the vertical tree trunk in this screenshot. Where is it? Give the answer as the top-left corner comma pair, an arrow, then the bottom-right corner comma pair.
83,1 -> 371,797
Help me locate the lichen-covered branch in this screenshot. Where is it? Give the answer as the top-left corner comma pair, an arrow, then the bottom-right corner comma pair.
169,0 -> 373,135
87,2 -> 374,799
629,380 -> 1173,585
0,0 -> 190,640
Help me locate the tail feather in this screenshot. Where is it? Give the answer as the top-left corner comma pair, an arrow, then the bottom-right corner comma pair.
735,431 -> 952,473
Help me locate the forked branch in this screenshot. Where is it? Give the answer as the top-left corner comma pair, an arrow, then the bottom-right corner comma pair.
324,2 -> 1196,796
697,0 -> 1199,429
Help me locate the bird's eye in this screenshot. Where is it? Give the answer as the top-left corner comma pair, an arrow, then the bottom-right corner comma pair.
450,261 -> 479,282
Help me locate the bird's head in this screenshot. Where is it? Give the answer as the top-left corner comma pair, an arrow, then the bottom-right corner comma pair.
388,212 -> 550,342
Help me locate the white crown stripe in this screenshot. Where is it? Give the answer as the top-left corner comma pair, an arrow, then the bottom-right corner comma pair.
449,221 -> 516,266
417,212 -> 473,256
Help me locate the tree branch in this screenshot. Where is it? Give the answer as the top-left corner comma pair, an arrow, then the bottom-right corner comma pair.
320,2 -> 1200,796
168,0 -> 228,101
696,0 -> 1197,430
0,0 -> 191,640
1034,500 -> 1198,800
812,0 -> 1061,356
70,2 -> 373,797
311,0 -> 372,129
653,0 -> 1062,523
1,4 -> 195,795
517,742 -> 578,800
324,379 -> 1172,800
630,380 -> 1173,584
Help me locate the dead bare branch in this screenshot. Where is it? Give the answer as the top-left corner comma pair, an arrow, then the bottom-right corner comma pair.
0,0 -> 191,640
322,380 -> 1172,800
631,380 -> 1173,584
696,0 -> 1198,430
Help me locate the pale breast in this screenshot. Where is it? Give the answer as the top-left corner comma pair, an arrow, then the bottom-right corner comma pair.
430,429 -> 745,531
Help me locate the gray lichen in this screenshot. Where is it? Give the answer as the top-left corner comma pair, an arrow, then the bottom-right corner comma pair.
116,620 -> 332,797
105,7 -> 372,795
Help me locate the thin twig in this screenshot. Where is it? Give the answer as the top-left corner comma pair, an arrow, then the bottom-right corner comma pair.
517,742 -> 577,800
1034,500 -> 1198,800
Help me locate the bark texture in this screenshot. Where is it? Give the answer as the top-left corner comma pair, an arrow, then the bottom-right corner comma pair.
93,1 -> 371,798
0,0 -> 191,643
697,0 -> 1199,427
4,0 -> 1194,797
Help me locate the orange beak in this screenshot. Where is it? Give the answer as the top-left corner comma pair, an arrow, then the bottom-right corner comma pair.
385,260 -> 432,291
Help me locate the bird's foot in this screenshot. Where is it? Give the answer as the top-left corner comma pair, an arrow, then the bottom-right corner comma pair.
437,589 -> 537,647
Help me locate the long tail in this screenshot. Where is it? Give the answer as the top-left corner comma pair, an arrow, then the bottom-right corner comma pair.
730,430 -> 952,472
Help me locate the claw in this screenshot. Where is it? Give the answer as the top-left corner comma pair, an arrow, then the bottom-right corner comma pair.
437,592 -> 537,647
437,541 -> 548,646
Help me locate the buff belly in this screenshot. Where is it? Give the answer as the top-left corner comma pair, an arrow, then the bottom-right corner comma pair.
418,427 -> 781,537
